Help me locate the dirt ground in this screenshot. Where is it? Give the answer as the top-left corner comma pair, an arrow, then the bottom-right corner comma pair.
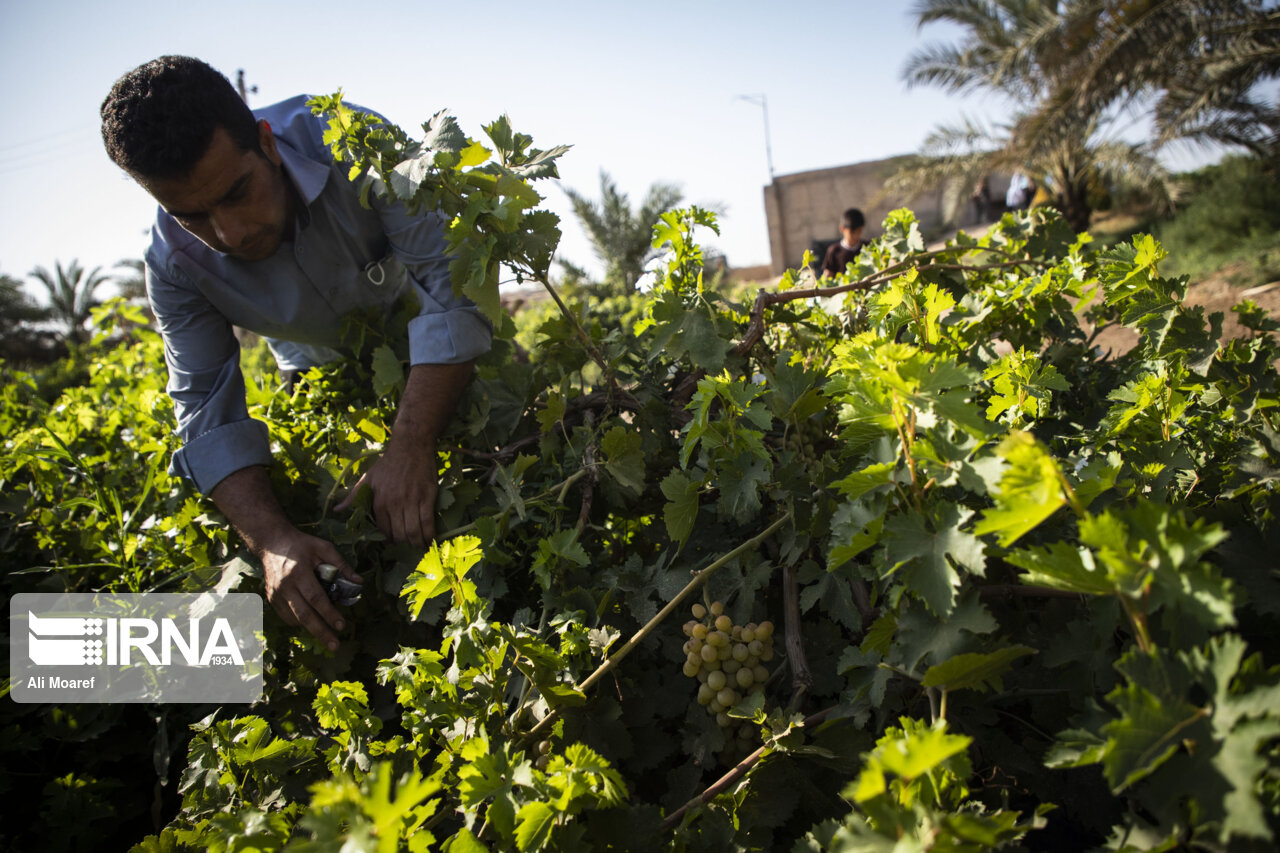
1087,261 -> 1280,358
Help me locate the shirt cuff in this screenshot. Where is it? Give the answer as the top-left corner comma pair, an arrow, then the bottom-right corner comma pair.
170,418 -> 274,494
407,308 -> 493,365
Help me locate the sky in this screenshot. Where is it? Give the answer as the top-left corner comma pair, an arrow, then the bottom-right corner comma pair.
0,0 -> 1213,300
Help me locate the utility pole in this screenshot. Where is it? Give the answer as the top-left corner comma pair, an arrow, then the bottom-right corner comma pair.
737,94 -> 786,273
236,69 -> 258,105
734,94 -> 774,180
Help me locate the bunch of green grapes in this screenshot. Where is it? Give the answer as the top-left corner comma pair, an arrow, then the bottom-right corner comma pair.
680,600 -> 775,751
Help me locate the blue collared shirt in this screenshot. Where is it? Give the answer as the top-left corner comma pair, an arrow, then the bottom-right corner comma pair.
144,95 -> 492,494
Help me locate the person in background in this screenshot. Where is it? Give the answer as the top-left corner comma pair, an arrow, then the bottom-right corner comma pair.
822,207 -> 869,278
1006,171 -> 1037,211
971,176 -> 992,223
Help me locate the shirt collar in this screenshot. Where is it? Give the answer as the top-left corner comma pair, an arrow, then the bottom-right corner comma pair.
276,136 -> 330,208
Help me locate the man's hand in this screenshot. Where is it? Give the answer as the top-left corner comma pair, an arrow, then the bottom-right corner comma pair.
334,360 -> 474,547
259,529 -> 363,651
335,439 -> 438,546
210,466 -> 362,650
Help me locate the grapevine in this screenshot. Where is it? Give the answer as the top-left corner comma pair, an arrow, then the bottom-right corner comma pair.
0,99 -> 1278,853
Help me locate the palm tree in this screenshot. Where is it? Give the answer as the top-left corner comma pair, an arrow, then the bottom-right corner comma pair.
28,260 -> 111,344
113,258 -> 147,303
1045,0 -> 1280,157
0,273 -> 61,364
563,171 -> 684,293
0,272 -> 50,331
894,0 -> 1176,232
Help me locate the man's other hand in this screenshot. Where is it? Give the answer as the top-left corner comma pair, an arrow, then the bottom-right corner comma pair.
260,530 -> 363,651
335,440 -> 438,547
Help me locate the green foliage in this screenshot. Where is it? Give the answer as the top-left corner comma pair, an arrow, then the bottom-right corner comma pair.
1159,155 -> 1280,285
6,103 -> 1280,852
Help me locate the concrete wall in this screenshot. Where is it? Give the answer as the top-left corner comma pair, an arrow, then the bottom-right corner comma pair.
763,156 -> 1010,274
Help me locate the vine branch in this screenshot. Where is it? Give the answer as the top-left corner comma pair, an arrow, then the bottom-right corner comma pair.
782,562 -> 812,712
524,512 -> 792,741
659,705 -> 837,833
733,256 -> 1042,358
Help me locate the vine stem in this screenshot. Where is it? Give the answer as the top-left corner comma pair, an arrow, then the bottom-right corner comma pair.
1054,466 -> 1088,518
1119,594 -> 1155,655
659,704 -> 837,833
733,255 -> 1042,357
782,562 -> 812,711
436,467 -> 592,541
508,605 -> 552,733
322,448 -> 382,518
891,396 -> 923,510
528,268 -> 614,387
523,512 -> 792,741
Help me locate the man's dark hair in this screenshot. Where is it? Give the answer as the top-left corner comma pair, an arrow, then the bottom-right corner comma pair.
841,208 -> 866,231
101,55 -> 261,180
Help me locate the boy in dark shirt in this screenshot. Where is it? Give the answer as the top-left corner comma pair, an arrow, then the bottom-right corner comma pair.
822,207 -> 869,278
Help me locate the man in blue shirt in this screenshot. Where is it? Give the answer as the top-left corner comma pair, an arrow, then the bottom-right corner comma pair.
100,56 -> 491,651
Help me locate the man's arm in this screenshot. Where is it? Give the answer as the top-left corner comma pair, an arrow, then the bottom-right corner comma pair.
146,258 -> 362,648
211,466 -> 362,651
336,360 -> 475,545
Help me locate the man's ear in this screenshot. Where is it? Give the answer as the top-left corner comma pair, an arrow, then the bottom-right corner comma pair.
257,119 -> 282,165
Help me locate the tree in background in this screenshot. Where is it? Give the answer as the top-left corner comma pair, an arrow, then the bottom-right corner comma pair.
113,258 -> 146,303
28,260 -> 111,344
563,171 -> 683,293
112,258 -> 157,324
890,0 -> 1176,232
0,272 -> 63,364
1044,0 -> 1280,158
1,272 -> 50,330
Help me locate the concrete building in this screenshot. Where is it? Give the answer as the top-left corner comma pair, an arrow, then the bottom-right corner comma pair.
762,156 -> 1010,274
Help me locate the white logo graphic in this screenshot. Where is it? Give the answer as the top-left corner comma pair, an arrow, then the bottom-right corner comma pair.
27,613 -> 106,666
27,611 -> 243,667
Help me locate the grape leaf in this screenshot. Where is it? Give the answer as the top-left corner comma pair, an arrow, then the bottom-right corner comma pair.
660,471 -> 699,544
831,461 -> 897,501
850,718 -> 972,804
313,681 -> 372,733
602,426 -> 645,495
514,801 -> 555,852
883,504 -> 986,617
717,452 -> 770,522
974,431 -> 1066,547
371,344 -> 405,398
442,828 -> 487,852
1006,540 -> 1112,595
1100,680 -> 1204,791
422,110 -> 466,154
402,535 -> 484,618
921,646 -> 1036,693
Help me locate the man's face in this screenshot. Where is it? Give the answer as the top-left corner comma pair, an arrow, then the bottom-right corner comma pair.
136,121 -> 292,262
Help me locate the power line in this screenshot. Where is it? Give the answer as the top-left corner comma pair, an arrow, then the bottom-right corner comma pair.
0,139 -> 103,177
0,128 -> 93,157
